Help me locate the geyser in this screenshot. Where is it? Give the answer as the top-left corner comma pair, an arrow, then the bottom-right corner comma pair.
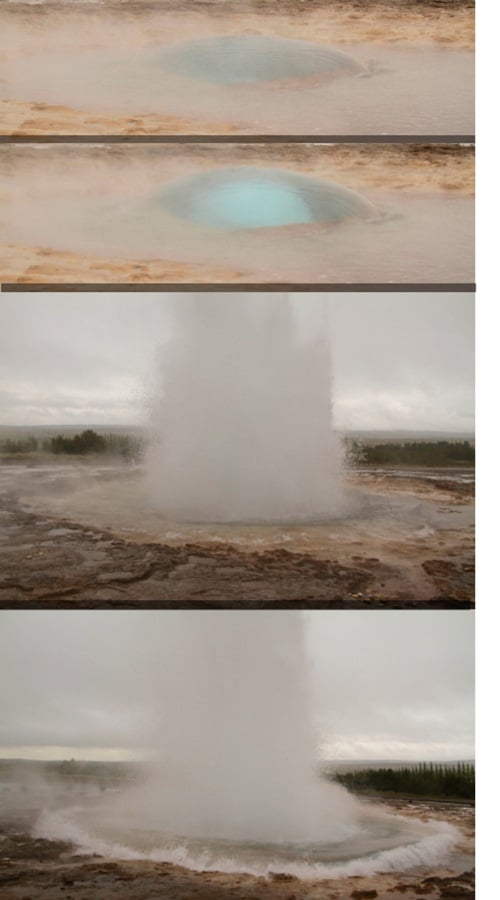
157,166 -> 377,231
35,612 -> 459,877
159,35 -> 365,85
135,611 -> 357,843
146,293 -> 346,522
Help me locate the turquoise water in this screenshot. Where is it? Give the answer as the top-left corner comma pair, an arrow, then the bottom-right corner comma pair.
157,167 -> 376,231
185,181 -> 314,229
160,35 -> 364,85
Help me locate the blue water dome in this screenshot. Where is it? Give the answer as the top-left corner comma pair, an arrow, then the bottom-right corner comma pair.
156,167 -> 377,231
159,35 -> 365,85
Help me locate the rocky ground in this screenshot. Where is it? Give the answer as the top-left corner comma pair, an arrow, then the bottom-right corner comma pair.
0,799 -> 474,900
0,468 -> 474,607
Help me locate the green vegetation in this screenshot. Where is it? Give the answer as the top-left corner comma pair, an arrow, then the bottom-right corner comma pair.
1,436 -> 39,455
347,439 -> 474,468
49,430 -> 141,460
54,759 -> 138,782
0,758 -> 141,785
329,762 -> 475,801
1,430 -> 143,461
50,429 -> 107,455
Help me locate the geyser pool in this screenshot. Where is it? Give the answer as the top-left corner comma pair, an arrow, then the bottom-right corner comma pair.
159,35 -> 366,85
147,294 -> 347,522
156,166 -> 377,230
34,612 -> 459,878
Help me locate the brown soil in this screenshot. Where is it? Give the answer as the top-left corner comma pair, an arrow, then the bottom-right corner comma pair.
0,100 -> 241,137
2,142 -> 475,195
0,244 -> 244,285
1,1 -> 475,50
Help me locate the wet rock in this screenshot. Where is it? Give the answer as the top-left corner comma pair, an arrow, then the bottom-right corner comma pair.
422,559 -> 475,600
0,491 -> 473,608
96,570 -> 147,584
420,871 -> 475,899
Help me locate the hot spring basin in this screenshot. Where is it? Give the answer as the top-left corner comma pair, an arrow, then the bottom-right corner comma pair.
159,35 -> 365,85
38,802 -> 457,878
156,166 -> 377,231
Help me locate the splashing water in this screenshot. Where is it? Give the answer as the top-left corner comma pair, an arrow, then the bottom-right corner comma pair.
34,612 -> 459,877
146,294 -> 348,522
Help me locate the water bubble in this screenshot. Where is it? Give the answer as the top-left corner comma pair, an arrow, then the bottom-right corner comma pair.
160,35 -> 365,85
156,166 -> 377,231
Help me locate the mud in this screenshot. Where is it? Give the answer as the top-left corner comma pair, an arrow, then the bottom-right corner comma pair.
0,799 -> 474,900
0,467 -> 474,608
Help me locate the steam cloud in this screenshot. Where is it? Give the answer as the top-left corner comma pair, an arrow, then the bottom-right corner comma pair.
146,293 -> 347,522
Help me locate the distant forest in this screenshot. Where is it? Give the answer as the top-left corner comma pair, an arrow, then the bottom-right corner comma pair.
347,440 -> 474,467
330,762 -> 475,801
1,432 -> 474,468
1,429 -> 142,461
0,759 -> 475,801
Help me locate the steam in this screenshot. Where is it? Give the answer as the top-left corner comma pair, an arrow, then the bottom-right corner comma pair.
28,611 -> 460,875
127,611 -> 357,843
146,293 -> 347,522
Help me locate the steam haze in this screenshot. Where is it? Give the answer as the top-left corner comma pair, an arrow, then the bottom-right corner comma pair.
146,294 -> 346,521
0,292 -> 474,434
0,611 -> 474,763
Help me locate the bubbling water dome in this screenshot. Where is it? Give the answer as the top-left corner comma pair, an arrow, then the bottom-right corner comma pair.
146,293 -> 347,522
156,166 -> 377,231
159,35 -> 366,85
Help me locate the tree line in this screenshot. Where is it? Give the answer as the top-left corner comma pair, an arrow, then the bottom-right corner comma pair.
330,761 -> 475,801
3,433 -> 474,468
347,440 -> 474,467
1,429 -> 142,461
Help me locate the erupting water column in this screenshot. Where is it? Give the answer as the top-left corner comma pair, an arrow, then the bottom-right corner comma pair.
35,612 -> 458,872
134,611 -> 358,844
147,293 -> 346,522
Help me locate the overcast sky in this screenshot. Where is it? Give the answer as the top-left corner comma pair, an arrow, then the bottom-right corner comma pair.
0,610 -> 474,762
0,292 -> 474,433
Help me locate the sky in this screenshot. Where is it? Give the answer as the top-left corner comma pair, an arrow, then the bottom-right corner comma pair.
0,610 -> 474,763
0,291 -> 474,433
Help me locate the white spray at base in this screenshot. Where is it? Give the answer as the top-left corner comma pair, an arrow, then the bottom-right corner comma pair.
33,612 -> 460,877
35,807 -> 458,880
146,293 -> 347,522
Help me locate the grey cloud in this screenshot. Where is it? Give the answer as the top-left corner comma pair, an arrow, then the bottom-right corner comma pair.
0,292 -> 474,432
0,611 -> 474,761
